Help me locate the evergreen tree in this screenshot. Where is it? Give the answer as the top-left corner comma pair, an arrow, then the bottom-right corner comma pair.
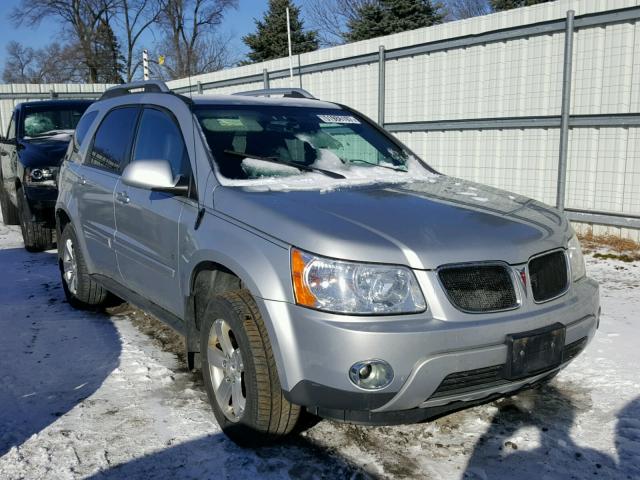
346,0 -> 444,42
92,19 -> 125,83
243,0 -> 319,63
490,0 -> 554,11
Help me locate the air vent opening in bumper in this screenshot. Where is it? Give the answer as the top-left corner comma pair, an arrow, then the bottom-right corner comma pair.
429,337 -> 588,400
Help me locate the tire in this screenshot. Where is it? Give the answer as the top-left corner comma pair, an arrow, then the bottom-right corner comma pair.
200,289 -> 300,446
17,187 -> 54,251
59,223 -> 108,309
0,185 -> 19,225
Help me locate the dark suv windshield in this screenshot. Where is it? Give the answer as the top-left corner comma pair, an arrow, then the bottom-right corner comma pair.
195,105 -> 423,181
22,105 -> 89,138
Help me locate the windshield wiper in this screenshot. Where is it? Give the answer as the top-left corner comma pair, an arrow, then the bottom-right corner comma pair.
31,129 -> 74,138
224,150 -> 346,179
348,159 -> 408,172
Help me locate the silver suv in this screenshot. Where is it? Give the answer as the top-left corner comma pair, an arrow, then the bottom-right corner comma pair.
56,81 -> 600,445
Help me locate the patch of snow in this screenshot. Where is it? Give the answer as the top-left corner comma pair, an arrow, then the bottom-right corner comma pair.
0,206 -> 638,479
219,152 -> 439,193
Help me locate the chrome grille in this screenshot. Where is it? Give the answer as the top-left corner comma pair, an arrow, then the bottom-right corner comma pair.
438,264 -> 518,313
529,250 -> 568,302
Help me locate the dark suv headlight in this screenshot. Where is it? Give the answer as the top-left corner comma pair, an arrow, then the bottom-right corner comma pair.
25,167 -> 58,186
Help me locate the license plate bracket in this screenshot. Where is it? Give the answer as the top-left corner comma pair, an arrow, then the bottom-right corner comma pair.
504,323 -> 566,380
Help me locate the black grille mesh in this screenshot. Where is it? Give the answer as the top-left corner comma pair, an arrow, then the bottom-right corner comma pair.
431,365 -> 507,399
438,265 -> 517,312
529,251 -> 568,302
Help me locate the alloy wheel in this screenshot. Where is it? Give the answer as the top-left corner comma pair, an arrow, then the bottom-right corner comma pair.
62,238 -> 78,295
207,318 -> 246,422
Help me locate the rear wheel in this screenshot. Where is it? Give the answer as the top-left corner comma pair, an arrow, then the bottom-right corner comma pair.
59,224 -> 107,309
0,184 -> 19,225
17,187 -> 54,251
200,289 -> 300,446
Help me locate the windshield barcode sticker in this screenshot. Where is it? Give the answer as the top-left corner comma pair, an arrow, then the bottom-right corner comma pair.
317,114 -> 360,124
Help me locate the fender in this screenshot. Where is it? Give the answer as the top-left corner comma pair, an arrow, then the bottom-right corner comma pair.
182,210 -> 295,381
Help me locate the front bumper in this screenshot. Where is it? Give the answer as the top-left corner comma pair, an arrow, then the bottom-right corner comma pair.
256,276 -> 599,423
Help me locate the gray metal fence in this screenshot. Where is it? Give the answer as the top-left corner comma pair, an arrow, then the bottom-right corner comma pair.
169,4 -> 640,234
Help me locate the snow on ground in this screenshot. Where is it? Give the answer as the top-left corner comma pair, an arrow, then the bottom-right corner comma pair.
0,216 -> 638,479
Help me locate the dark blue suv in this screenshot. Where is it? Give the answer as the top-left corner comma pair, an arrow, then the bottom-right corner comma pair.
0,100 -> 92,250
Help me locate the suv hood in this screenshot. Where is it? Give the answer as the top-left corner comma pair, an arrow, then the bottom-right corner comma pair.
214,176 -> 571,269
19,136 -> 72,168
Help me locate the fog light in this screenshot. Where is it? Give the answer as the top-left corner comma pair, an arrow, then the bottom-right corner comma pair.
349,360 -> 393,390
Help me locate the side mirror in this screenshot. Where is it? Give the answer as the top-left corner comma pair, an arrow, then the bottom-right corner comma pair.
122,159 -> 188,194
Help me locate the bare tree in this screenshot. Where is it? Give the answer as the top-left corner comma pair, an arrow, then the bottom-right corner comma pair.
443,0 -> 492,20
2,42 -> 35,83
152,32 -> 237,80
304,0 -> 373,46
2,41 -> 84,83
116,0 -> 162,81
154,0 -> 237,79
10,0 -> 120,82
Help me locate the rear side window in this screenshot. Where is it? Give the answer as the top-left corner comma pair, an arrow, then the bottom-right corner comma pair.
132,108 -> 189,178
87,107 -> 138,173
74,110 -> 98,150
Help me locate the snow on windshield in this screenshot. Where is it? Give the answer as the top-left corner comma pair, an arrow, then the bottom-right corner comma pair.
218,148 -> 439,192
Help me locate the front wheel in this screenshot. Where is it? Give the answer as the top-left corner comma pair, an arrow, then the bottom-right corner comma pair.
200,289 -> 300,446
59,224 -> 108,309
17,187 -> 54,251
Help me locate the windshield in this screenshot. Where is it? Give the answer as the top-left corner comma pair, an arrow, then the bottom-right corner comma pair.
22,106 -> 89,138
195,105 -> 433,185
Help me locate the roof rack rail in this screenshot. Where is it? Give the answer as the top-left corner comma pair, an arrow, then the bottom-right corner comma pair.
99,80 -> 170,100
232,88 -> 316,99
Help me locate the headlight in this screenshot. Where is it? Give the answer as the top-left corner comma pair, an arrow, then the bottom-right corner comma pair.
568,235 -> 586,281
25,167 -> 58,186
291,248 -> 426,314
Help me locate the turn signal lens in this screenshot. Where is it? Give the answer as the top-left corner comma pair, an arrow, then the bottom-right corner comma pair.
291,248 -> 316,306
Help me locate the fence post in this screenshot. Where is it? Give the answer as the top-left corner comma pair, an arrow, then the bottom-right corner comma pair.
263,68 -> 269,89
49,89 -> 58,99
378,45 -> 386,126
556,10 -> 575,211
197,81 -> 203,94
142,49 -> 149,81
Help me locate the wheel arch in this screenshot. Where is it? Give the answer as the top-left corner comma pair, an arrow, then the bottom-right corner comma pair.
55,207 -> 72,236
183,248 -> 291,380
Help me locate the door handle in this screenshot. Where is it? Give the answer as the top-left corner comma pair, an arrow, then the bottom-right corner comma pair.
116,191 -> 130,204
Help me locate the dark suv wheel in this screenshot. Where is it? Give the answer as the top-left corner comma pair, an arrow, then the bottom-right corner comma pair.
200,289 -> 300,446
59,224 -> 108,309
17,187 -> 54,251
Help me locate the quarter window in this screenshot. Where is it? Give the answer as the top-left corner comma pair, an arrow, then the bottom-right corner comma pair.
74,110 -> 98,150
132,108 -> 189,178
87,107 -> 138,173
